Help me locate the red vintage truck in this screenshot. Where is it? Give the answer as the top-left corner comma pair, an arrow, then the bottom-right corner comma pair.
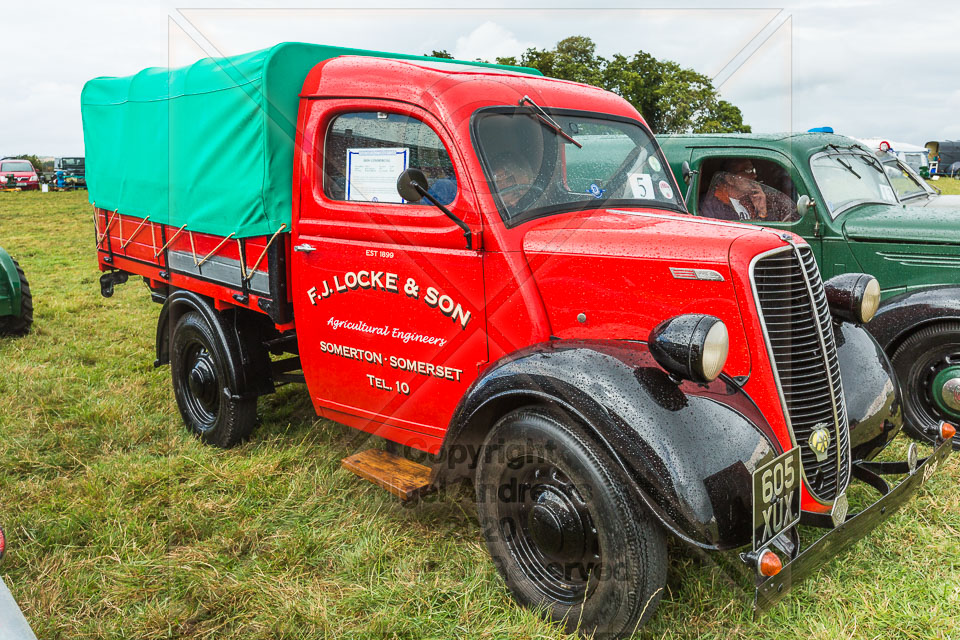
82,43 -> 952,636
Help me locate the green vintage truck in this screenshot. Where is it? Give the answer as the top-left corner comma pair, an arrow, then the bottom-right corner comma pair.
659,132 -> 960,447
0,247 -> 32,336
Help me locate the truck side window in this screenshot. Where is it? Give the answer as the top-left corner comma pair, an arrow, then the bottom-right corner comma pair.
698,157 -> 799,223
323,112 -> 457,205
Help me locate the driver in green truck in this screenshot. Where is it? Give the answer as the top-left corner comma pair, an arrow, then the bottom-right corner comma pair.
702,158 -> 797,222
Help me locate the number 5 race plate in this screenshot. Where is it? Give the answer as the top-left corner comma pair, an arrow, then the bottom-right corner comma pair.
752,447 -> 802,551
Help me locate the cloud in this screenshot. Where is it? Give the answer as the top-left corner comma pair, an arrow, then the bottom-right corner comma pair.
4,2 -> 960,154
452,21 -> 533,61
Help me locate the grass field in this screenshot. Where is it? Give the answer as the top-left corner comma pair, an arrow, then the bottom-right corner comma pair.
1,190 -> 959,639
926,177 -> 960,195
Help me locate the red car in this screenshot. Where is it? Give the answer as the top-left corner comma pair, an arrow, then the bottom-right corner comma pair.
0,159 -> 39,190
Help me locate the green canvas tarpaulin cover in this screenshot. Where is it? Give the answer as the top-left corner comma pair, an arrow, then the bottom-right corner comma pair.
81,42 -> 541,238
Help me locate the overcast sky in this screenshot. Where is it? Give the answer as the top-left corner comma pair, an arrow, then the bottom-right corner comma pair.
2,0 -> 958,156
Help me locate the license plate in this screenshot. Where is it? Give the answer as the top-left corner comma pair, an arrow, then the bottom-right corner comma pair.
752,447 -> 802,551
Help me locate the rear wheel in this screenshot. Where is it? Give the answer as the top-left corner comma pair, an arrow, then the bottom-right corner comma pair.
476,407 -> 667,638
170,312 -> 256,448
0,259 -> 33,336
892,322 -> 960,448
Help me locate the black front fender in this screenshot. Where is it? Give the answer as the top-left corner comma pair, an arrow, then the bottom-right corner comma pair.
868,286 -> 960,353
442,340 -> 780,550
835,320 -> 903,461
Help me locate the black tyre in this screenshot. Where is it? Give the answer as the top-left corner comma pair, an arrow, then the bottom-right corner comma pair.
476,407 -> 667,638
170,311 -> 256,448
0,258 -> 33,336
892,322 -> 960,448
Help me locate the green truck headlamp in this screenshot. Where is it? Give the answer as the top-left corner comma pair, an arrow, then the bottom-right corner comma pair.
824,273 -> 881,324
649,314 -> 729,383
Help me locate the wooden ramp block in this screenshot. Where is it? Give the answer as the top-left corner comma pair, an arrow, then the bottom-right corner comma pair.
341,449 -> 433,501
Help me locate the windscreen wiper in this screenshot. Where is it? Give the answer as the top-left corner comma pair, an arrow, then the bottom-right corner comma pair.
826,146 -> 861,180
835,156 -> 861,179
859,156 -> 884,174
518,96 -> 582,148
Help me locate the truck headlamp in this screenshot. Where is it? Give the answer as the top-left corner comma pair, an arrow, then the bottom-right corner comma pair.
823,273 -> 881,324
648,314 -> 729,383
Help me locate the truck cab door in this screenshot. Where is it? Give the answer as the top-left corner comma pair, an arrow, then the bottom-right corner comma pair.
292,101 -> 486,451
688,148 -> 824,264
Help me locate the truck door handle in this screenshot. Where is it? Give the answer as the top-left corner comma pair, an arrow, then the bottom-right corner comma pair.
293,243 -> 316,253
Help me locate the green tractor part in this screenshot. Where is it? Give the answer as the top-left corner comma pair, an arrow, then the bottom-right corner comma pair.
0,247 -> 33,336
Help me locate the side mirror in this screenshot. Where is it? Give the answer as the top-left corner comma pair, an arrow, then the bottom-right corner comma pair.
397,168 -> 429,203
680,161 -> 699,207
396,167 -> 473,250
797,194 -> 815,218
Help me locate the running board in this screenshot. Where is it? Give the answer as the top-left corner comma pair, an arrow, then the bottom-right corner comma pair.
341,449 -> 433,501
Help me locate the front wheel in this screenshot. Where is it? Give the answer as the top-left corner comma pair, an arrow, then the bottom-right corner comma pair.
892,322 -> 960,449
476,407 -> 667,638
170,311 -> 256,448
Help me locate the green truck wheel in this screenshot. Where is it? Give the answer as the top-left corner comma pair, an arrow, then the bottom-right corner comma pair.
0,247 -> 33,336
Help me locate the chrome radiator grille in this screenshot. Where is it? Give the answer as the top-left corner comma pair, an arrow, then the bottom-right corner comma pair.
752,245 -> 850,502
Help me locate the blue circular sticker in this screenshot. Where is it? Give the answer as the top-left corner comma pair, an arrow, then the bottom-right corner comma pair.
587,183 -> 606,199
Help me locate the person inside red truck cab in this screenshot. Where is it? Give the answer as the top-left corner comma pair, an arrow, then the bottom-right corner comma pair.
489,152 -> 537,208
701,159 -> 797,222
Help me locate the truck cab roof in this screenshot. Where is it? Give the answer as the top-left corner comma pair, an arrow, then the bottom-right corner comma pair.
661,132 -> 872,158
301,55 -> 640,124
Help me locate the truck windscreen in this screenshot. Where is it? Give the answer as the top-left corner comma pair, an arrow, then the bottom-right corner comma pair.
811,152 -> 899,217
472,107 -> 685,225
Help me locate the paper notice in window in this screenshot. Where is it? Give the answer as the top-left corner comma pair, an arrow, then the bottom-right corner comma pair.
628,173 -> 655,199
346,147 -> 409,203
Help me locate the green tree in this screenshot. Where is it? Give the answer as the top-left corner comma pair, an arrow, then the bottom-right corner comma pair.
512,36 -> 750,134
696,99 -> 750,134
426,50 -> 454,59
517,36 -> 604,87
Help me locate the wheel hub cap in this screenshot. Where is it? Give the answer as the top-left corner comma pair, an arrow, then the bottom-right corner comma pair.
932,366 -> 960,418
188,354 -> 217,406
527,488 -> 586,560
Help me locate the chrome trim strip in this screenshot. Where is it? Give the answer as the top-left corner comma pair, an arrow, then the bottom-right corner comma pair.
669,267 -> 725,281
